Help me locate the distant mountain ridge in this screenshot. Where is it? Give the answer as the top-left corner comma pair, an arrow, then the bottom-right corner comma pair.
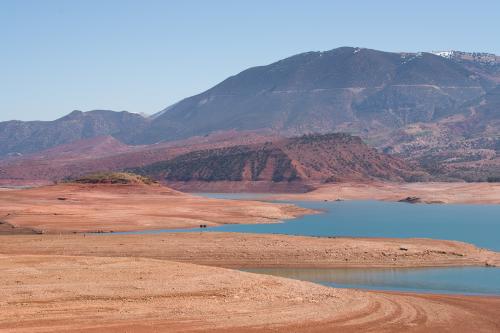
146,47 -> 499,144
144,47 -> 498,180
1,46 -> 498,181
0,110 -> 147,157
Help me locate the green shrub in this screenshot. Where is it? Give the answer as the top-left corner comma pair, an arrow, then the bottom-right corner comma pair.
69,172 -> 155,185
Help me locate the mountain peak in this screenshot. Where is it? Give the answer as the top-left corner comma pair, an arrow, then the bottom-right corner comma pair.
60,110 -> 84,119
148,46 -> 497,143
431,50 -> 500,64
0,109 -> 148,157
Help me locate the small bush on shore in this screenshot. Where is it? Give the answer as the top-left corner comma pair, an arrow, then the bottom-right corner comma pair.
68,172 -> 155,185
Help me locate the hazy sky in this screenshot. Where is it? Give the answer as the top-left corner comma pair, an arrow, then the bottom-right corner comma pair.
1,0 -> 499,121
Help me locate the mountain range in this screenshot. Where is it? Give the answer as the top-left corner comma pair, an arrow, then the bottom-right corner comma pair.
1,47 -> 499,184
0,110 -> 147,157
147,48 -> 499,142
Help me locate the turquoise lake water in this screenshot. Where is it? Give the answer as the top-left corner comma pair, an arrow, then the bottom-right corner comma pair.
115,194 -> 500,295
210,199 -> 500,251
124,194 -> 500,251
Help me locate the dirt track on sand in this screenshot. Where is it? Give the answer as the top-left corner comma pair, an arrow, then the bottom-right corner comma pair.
1,254 -> 499,333
1,183 -> 499,332
1,233 -> 498,268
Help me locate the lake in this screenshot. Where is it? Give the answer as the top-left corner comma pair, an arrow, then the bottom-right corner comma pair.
123,194 -> 500,251
242,266 -> 500,295
214,199 -> 500,251
115,194 -> 500,295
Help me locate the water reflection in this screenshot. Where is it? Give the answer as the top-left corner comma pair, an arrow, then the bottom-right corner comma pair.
242,266 -> 500,295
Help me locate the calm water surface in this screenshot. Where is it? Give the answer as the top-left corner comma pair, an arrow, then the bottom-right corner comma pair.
217,200 -> 500,251
124,193 -> 500,251
242,267 -> 500,295
115,193 -> 500,295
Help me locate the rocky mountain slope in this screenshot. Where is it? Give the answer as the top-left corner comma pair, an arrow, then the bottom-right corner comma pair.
144,47 -> 499,180
0,132 -> 278,185
132,133 -> 427,189
431,50 -> 500,83
385,85 -> 500,181
0,110 -> 147,157
1,47 -> 498,181
147,47 -> 499,143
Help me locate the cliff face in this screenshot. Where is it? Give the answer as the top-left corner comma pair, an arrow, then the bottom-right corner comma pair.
133,145 -> 299,182
132,133 -> 428,185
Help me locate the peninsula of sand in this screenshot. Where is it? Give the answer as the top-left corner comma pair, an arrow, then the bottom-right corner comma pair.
0,181 -> 312,234
275,181 -> 500,204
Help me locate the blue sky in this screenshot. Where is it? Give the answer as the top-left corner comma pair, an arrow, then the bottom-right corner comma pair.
1,0 -> 499,121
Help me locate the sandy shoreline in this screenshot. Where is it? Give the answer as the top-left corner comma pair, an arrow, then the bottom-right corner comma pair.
1,233 -> 499,332
273,182 -> 500,204
1,233 -> 498,268
1,182 -> 499,332
0,183 -> 313,233
1,182 -> 498,235
1,253 -> 499,333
